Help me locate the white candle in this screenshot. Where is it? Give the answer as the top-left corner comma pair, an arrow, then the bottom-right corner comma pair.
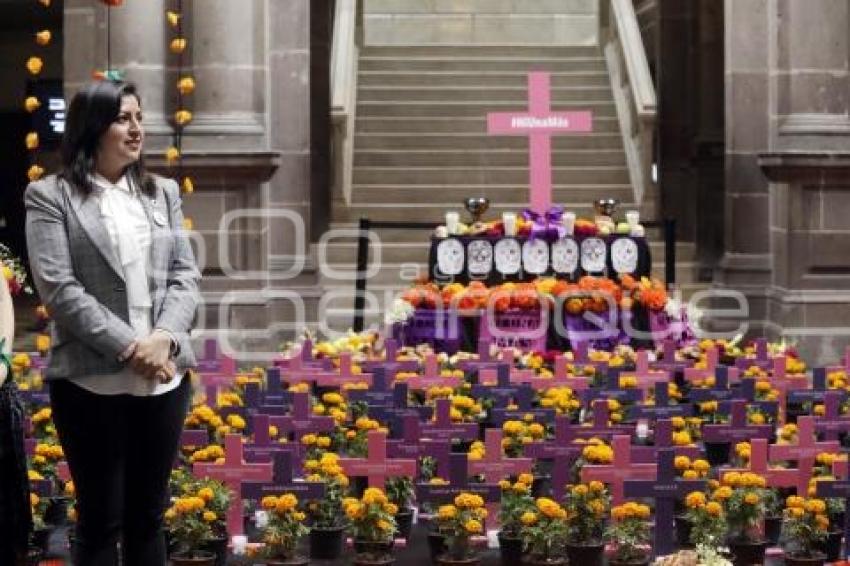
502,212 -> 517,236
445,211 -> 459,235
231,535 -> 248,555
626,210 -> 640,229
562,212 -> 576,236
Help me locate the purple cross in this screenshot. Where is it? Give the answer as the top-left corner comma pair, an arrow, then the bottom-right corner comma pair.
581,368 -> 644,406
523,415 -> 582,499
722,438 -> 798,491
193,434 -> 273,536
180,429 -> 211,452
277,392 -> 335,445
349,366 -> 395,407
244,414 -> 292,463
570,341 -> 609,373
196,338 -> 237,390
653,340 -> 691,374
689,366 -> 738,404
387,414 -> 450,480
363,338 -> 423,373
489,385 -> 555,426
618,350 -> 670,392
825,346 -> 850,375
683,348 -> 741,385
416,453 -> 501,506
420,398 -> 478,443
734,338 -> 774,371
314,352 -> 373,388
702,400 -> 773,443
241,449 -> 325,502
629,381 -> 691,421
563,399 -> 635,442
814,390 -> 850,441
468,428 -> 533,484
403,354 -> 462,391
623,449 -> 705,557
629,419 -> 702,463
816,477 -> 850,557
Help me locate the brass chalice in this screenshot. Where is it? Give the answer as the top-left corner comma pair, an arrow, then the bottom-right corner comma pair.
464,197 -> 490,224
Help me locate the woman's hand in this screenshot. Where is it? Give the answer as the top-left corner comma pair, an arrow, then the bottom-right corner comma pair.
129,331 -> 174,382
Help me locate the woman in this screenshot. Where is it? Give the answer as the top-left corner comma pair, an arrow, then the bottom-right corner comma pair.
25,80 -> 200,566
0,270 -> 31,565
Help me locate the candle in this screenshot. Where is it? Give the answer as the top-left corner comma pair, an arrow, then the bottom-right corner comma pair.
502,212 -> 517,236
562,212 -> 576,236
231,535 -> 248,555
445,211 -> 459,235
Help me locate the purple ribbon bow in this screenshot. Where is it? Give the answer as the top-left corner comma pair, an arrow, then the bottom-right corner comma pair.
521,206 -> 567,240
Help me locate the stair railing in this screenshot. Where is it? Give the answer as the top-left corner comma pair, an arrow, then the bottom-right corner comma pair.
601,0 -> 658,206
331,0 -> 362,206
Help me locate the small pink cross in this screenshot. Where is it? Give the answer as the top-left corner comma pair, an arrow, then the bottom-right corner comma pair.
683,347 -> 741,384
722,439 -> 798,490
402,354 -> 462,391
339,430 -> 417,488
468,428 -> 533,484
618,350 -> 669,392
768,417 -> 840,496
580,435 -> 657,505
193,434 -> 273,536
314,352 -> 373,388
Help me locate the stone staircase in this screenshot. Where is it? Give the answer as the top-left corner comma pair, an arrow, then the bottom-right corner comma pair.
318,44 -> 703,334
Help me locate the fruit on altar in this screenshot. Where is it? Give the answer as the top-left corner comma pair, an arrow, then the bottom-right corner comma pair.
565,297 -> 585,315
434,226 -> 449,238
469,221 -> 489,236
485,221 -> 504,238
598,225 -> 611,237
573,219 -> 598,237
516,218 -> 533,238
615,222 -> 631,234
511,283 -> 539,310
441,283 -> 466,307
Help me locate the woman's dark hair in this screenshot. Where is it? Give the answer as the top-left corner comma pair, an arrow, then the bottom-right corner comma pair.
60,80 -> 155,195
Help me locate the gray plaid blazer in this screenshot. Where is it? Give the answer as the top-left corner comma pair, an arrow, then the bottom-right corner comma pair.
25,174 -> 200,379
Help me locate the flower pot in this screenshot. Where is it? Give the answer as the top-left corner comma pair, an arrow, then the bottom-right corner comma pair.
531,475 -> 550,498
309,525 -> 345,560
497,533 -> 524,566
609,558 -> 651,566
427,532 -> 447,563
353,539 -> 394,557
763,515 -> 782,546
435,555 -> 480,566
814,530 -> 843,562
353,554 -> 395,566
704,441 -> 731,466
396,509 -> 414,540
170,550 -> 217,566
200,535 -> 228,566
564,542 -> 605,566
727,538 -> 767,566
44,496 -> 70,526
784,552 -> 827,566
265,558 -> 309,566
523,557 -> 567,566
675,514 -> 694,549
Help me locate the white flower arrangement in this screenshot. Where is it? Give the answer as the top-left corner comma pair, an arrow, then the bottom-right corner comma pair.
385,297 -> 414,325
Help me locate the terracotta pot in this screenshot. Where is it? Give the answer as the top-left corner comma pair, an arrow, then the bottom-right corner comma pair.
353,538 -> 394,557
609,558 -> 651,566
427,531 -> 447,562
497,533 -> 523,566
564,542 -> 605,566
727,538 -> 767,566
675,514 -> 693,548
784,552 -> 827,566
814,530 -> 842,562
523,557 -> 567,566
309,525 -> 345,560
200,535 -> 227,566
170,550 -> 217,566
353,555 -> 395,566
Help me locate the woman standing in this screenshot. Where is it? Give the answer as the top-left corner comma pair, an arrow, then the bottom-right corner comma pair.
25,80 -> 200,566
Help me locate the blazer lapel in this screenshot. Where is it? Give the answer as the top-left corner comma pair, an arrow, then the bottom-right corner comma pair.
64,179 -> 126,282
138,184 -> 169,279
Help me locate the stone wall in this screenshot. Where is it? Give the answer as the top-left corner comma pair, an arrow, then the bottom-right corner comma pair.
363,0 -> 600,45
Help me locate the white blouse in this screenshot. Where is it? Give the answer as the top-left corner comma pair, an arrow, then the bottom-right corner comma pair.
68,173 -> 182,397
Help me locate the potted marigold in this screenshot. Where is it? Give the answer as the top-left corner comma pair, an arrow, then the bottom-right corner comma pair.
607,502 -> 651,566
682,491 -> 727,553
519,497 -> 568,565
432,492 -> 487,565
715,471 -> 768,565
562,481 -> 610,566
305,452 -> 350,560
343,487 -> 398,565
259,493 -> 309,565
385,475 -> 415,540
164,494 -> 218,565
497,474 -> 535,566
782,496 -> 829,566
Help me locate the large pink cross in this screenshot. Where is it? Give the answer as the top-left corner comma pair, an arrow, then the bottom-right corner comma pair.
487,71 -> 593,213
683,347 -> 741,384
580,435 -> 657,505
722,439 -> 798,491
618,350 -> 670,392
193,434 -> 273,536
401,354 -> 461,391
468,428 -> 533,484
339,430 -> 417,488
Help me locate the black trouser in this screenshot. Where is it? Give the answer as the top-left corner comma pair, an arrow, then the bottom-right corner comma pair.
50,376 -> 191,566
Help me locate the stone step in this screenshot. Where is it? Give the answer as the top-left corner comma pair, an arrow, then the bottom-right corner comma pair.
353,148 -> 627,167
358,100 -> 617,118
320,239 -> 697,265
347,183 -> 634,203
358,70 -> 611,88
319,260 -> 700,288
358,85 -> 613,103
355,116 -> 621,134
359,44 -> 601,57
352,166 -> 630,185
359,57 -> 607,72
330,201 -> 657,224
354,132 -> 623,150
363,0 -> 599,17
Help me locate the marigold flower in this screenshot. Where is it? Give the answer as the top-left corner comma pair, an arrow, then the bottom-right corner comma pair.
24,96 -> 41,113
35,30 -> 51,45
165,146 -> 180,165
182,217 -> 193,230
177,76 -> 196,95
26,57 -> 43,75
181,176 -> 194,194
166,10 -> 180,27
170,38 -> 187,53
28,164 -> 45,181
174,109 -> 193,126
203,511 -> 217,522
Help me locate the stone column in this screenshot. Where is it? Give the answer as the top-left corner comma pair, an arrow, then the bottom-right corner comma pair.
186,0 -> 266,150
64,0 -> 171,147
713,0 -> 772,334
